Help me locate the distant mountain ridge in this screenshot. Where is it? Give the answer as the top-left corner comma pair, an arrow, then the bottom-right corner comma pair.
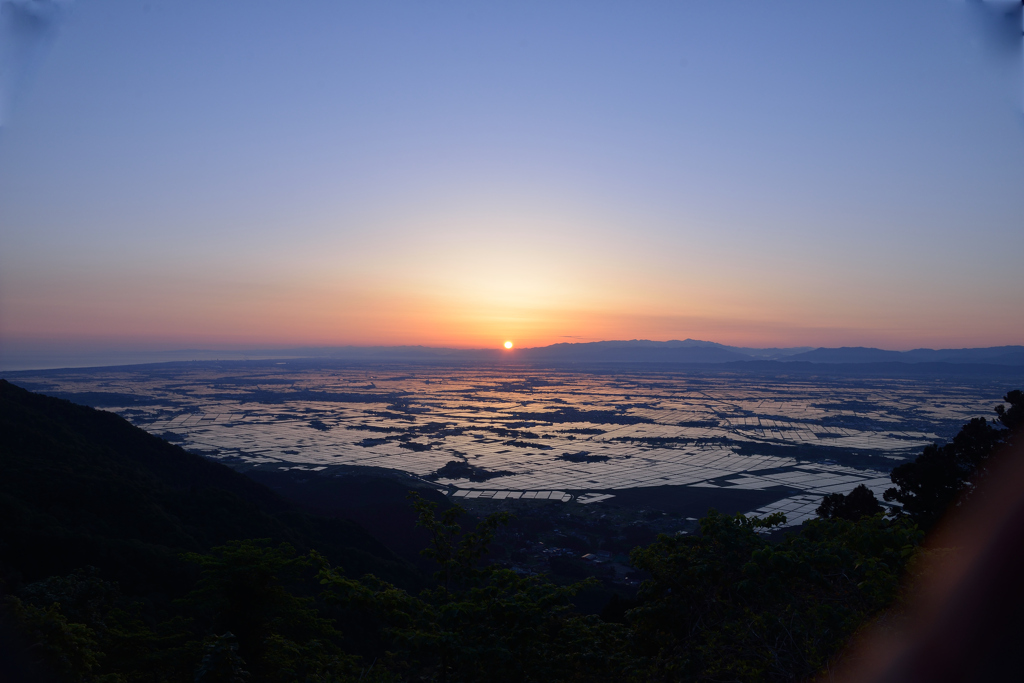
246,340 -> 1018,368
286,340 -> 1024,365
514,340 -> 1024,366
784,345 -> 1024,366
4,340 -> 1023,373
516,339 -> 755,363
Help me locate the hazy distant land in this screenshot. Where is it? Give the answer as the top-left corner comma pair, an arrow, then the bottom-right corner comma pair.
3,338 -> 1023,373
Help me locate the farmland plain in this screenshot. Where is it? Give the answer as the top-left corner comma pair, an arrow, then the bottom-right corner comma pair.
7,360 -> 1012,528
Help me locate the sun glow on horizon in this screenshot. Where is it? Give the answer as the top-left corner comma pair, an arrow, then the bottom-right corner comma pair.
504,341 -> 513,349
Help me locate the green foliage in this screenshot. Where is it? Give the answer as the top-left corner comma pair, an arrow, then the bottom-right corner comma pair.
17,567 -> 122,630
627,510 -> 921,682
4,499 -> 927,683
319,494 -> 632,682
14,381 -> 1018,682
195,633 -> 250,683
410,492 -> 510,591
10,566 -> 198,683
5,595 -> 103,681
181,540 -> 358,682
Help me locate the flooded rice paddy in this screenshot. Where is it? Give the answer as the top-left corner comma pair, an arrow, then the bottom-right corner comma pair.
9,361 -> 1010,526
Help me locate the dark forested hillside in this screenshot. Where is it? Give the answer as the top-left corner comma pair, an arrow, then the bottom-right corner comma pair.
2,379 -> 1021,682
0,379 -> 417,597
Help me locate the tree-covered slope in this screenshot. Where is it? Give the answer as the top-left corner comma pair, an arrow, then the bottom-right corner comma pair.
0,379 -> 417,596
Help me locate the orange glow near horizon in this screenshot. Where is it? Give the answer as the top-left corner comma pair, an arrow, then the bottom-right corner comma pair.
4,290 -> 1022,352
1,198 -> 1022,353
3,262 -> 1023,352
504,341 -> 514,349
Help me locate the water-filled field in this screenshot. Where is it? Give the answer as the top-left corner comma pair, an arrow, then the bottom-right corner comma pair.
9,361 -> 1009,526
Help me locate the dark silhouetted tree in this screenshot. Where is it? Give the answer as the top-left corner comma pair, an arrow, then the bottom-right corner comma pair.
180,540 -> 356,681
3,596 -> 102,681
628,510 -> 921,682
884,390 -> 1023,531
195,632 -> 250,683
995,389 -> 1023,433
817,484 -> 884,521
319,493 -> 631,682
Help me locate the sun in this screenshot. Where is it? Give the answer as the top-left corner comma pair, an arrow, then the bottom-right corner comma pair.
503,341 -> 513,349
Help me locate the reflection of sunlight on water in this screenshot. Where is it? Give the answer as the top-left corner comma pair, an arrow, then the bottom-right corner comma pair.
16,364 -> 1001,520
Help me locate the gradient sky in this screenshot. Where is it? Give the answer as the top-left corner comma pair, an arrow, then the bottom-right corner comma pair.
1,0 -> 1022,361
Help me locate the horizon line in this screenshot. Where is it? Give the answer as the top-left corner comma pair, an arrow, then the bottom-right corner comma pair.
3,338 -> 1023,374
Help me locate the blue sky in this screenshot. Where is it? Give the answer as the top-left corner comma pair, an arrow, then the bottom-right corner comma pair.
0,0 -> 1022,365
